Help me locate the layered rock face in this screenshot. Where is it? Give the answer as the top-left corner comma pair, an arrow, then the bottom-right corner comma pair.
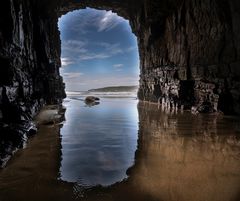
133,0 -> 240,114
0,0 -> 240,164
0,0 -> 65,166
0,0 -> 65,122
62,0 -> 240,114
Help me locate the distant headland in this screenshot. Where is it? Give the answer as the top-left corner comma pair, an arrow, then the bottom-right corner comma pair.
88,86 -> 138,92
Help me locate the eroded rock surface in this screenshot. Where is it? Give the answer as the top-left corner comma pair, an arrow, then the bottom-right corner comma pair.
134,0 -> 240,114
61,0 -> 240,114
0,0 -> 66,166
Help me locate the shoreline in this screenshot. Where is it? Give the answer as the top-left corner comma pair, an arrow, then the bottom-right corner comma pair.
0,104 -> 65,168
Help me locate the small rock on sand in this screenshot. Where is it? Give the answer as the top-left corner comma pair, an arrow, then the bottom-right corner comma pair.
35,105 -> 65,125
85,96 -> 100,102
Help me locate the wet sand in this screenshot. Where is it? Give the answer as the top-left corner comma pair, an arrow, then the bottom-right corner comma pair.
0,99 -> 240,201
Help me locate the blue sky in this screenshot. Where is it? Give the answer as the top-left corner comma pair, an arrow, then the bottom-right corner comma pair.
58,8 -> 140,91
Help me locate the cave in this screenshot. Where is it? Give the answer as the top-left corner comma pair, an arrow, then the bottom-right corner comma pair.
0,0 -> 240,169
0,0 -> 240,199
0,0 -> 239,163
1,0 -> 240,122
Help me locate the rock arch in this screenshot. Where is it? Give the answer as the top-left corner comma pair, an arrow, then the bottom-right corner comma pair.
0,0 -> 240,125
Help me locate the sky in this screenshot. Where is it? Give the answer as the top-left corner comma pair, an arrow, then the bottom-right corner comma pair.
58,8 -> 140,91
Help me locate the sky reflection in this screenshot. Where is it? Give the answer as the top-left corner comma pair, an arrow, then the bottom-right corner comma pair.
59,97 -> 139,186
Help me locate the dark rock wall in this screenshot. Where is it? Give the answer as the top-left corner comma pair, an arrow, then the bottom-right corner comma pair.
134,0 -> 240,114
62,0 -> 240,114
1,0 -> 239,121
0,0 -> 65,124
0,0 -> 65,166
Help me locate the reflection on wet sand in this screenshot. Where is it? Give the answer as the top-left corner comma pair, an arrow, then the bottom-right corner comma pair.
80,102 -> 240,201
0,100 -> 240,201
0,125 -> 72,201
85,101 -> 100,107
129,102 -> 240,201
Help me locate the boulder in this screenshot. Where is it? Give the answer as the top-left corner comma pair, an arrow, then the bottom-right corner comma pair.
85,96 -> 100,103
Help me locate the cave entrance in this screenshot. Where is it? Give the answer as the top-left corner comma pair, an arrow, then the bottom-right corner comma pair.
58,8 -> 139,94
57,8 -> 140,186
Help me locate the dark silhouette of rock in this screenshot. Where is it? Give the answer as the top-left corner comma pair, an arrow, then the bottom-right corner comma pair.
0,0 -> 239,122
0,121 -> 37,167
0,0 -> 240,117
85,96 -> 100,102
61,0 -> 240,115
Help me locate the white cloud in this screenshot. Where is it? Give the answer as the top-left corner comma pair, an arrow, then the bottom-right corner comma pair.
60,9 -> 137,62
62,40 -> 88,54
113,64 -> 124,68
113,64 -> 125,71
61,57 -> 74,67
78,43 -> 124,61
62,72 -> 84,79
126,46 -> 137,52
79,53 -> 110,61
98,42 -> 112,48
61,39 -> 126,61
97,11 -> 122,32
98,42 -> 123,54
66,9 -> 125,34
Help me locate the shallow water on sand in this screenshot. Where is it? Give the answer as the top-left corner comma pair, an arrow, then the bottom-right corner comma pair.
0,97 -> 240,201
60,96 -> 138,186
